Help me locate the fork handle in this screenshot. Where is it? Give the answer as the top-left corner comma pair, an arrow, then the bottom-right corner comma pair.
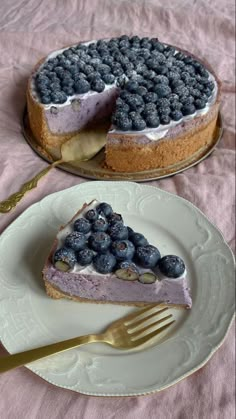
0,333 -> 104,373
0,160 -> 62,213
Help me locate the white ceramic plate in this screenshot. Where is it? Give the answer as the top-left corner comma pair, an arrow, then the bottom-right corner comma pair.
0,182 -> 235,396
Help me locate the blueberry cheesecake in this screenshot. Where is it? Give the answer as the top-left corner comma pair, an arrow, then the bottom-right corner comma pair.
27,35 -> 221,171
43,200 -> 192,308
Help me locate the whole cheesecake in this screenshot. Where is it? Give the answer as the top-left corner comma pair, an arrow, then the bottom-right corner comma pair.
27,35 -> 221,171
43,200 -> 192,308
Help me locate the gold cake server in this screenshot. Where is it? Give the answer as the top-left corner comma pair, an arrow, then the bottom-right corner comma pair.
0,126 -> 107,213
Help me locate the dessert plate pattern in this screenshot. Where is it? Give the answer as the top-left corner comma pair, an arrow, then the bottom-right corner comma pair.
0,182 -> 234,396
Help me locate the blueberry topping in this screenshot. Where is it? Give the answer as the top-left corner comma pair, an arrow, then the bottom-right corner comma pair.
89,232 -> 111,253
93,253 -> 117,274
182,103 -> 196,116
145,113 -> 160,128
108,212 -> 123,225
132,115 -> 146,131
102,73 -> 115,84
53,247 -> 77,271
158,255 -> 185,278
143,92 -> 158,103
171,110 -> 183,121
91,78 -> 105,92
96,202 -> 113,217
51,91 -> 67,104
109,224 -> 129,240
92,218 -> 109,232
116,116 -> 132,131
129,232 -> 149,247
74,79 -> 90,93
195,99 -> 206,109
115,261 -> 139,281
138,272 -> 157,284
74,218 -> 91,234
65,232 -> 87,251
77,248 -> 94,266
85,209 -> 99,222
153,84 -> 171,98
135,245 -> 161,268
125,80 -> 140,93
111,240 -> 135,261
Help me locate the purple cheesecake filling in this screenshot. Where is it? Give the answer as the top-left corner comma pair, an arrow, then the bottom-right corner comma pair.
44,86 -> 118,134
43,264 -> 192,308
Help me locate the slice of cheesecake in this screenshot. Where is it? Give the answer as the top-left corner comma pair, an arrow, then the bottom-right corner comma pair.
42,200 -> 192,308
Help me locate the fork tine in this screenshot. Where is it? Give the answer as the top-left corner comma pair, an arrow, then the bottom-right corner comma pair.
129,314 -> 173,338
132,320 -> 175,345
127,307 -> 170,330
123,304 -> 167,326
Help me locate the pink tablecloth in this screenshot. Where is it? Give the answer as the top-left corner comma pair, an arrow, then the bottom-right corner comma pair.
0,1 -> 235,418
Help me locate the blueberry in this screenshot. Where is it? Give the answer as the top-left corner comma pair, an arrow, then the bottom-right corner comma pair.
89,232 -> 111,253
142,102 -> 157,117
158,255 -> 185,278
116,116 -> 132,131
129,232 -> 149,247
53,247 -> 77,271
181,95 -> 195,106
182,104 -> 196,116
171,100 -> 183,111
125,80 -> 139,93
115,261 -> 140,281
96,202 -> 113,217
127,226 -> 134,237
74,218 -> 91,234
97,64 -> 111,75
189,88 -> 201,98
93,252 -> 117,274
51,91 -> 67,104
111,240 -> 135,261
159,113 -> 171,125
153,84 -> 171,98
173,85 -> 189,97
41,95 -> 51,104
77,248 -> 94,266
62,86 -> 75,96
206,80 -> 215,91
124,94 -> 144,111
108,212 -> 123,225
74,79 -> 90,93
117,260 -> 139,273
143,92 -> 158,103
85,209 -> 98,222
171,110 -> 183,121
132,116 -> 146,131
195,99 -> 206,109
135,245 -> 161,268
153,75 -> 169,85
65,232 -> 87,251
87,71 -> 101,82
109,224 -> 129,240
91,78 -> 105,92
136,86 -> 148,96
92,218 -> 108,232
102,73 -> 115,84
145,113 -> 160,128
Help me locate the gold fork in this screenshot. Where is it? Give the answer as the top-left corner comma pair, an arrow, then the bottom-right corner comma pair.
0,305 -> 174,373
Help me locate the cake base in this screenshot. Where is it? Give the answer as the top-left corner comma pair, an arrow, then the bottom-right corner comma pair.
22,109 -> 223,181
